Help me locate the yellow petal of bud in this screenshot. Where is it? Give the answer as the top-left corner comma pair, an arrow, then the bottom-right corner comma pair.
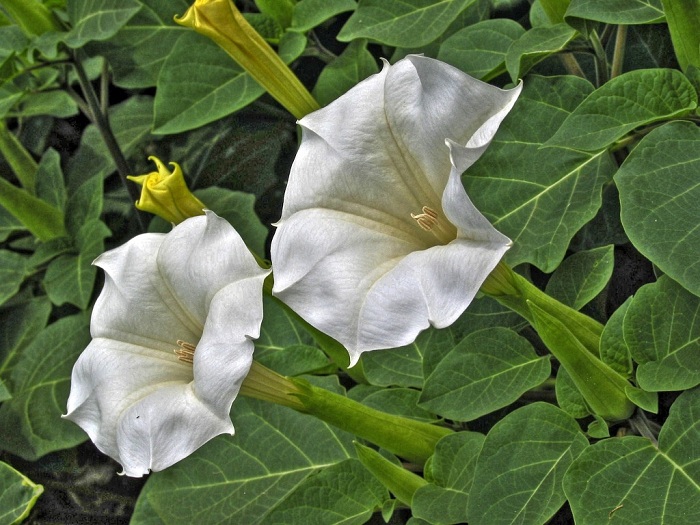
127,156 -> 206,224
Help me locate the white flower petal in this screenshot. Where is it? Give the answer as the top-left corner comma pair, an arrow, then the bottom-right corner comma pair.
272,56 -> 520,362
65,212 -> 268,476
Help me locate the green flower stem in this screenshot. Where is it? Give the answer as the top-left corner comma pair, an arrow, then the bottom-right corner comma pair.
241,361 -> 452,465
354,442 -> 428,505
291,377 -> 452,465
0,121 -> 38,194
0,177 -> 65,240
0,0 -> 62,36
70,50 -> 146,231
611,25 -> 627,79
482,261 -> 604,356
589,30 -> 609,86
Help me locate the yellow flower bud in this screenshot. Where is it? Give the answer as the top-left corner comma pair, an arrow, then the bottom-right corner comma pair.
175,0 -> 320,119
127,156 -> 206,224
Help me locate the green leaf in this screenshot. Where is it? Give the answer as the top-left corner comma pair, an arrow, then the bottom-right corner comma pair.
0,250 -> 28,307
565,0 -> 664,34
547,69 -> 698,151
0,206 -> 23,242
465,75 -> 615,272
661,0 -> 700,71
504,23 -> 578,82
545,245 -> 614,310
337,0 -> 472,47
152,32 -> 265,135
599,297 -> 634,378
256,344 -> 330,376
264,458 -> 388,524
555,367 -> 591,418
362,327 -> 453,388
564,387 -> 700,525
538,0 -> 571,24
313,39 -> 379,106
0,313 -> 91,460
44,220 -> 111,309
257,295 -> 316,353
65,175 -> 103,238
419,328 -> 551,421
10,90 -> 78,119
66,96 -> 155,186
412,432 -> 485,525
467,402 -> 589,524
131,398 -> 355,525
64,0 -> 142,48
35,148 -> 67,211
0,296 -> 52,377
437,18 -> 525,81
291,0 -> 357,32
615,121 -> 700,297
623,276 -> 700,391
0,379 -> 9,402
87,0 -> 190,88
256,0 -> 295,29
0,461 -> 43,524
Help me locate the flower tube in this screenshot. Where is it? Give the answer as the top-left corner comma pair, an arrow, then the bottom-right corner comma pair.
64,212 -> 270,476
271,55 -> 521,366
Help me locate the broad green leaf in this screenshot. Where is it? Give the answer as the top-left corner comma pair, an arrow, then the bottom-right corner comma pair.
545,245 -> 614,310
0,206 -> 23,242
0,461 -> 43,524
337,0 -> 472,48
437,18 -> 525,81
64,0 -> 142,48
348,385 -> 437,422
420,328 -> 551,421
662,0 -> 700,71
555,367 -> 591,418
538,0 -> 571,24
0,296 -> 52,377
264,458 -> 387,524
615,121 -> 700,296
465,75 -> 615,272
44,220 -> 111,309
65,175 -> 103,238
0,313 -> 91,460
565,0 -> 664,34
467,403 -> 589,524
564,387 -> 700,525
256,0 -> 295,29
291,0 -> 357,32
599,297 -> 633,378
35,148 -> 67,211
0,26 -> 28,58
152,32 -> 264,134
313,39 -> 379,106
547,69 -> 698,151
505,23 -> 578,82
0,379 -> 9,402
569,182 -> 629,251
256,344 -> 330,376
0,250 -> 27,306
10,90 -> 78,118
362,327 -> 453,388
131,398 -> 355,525
412,432 -> 484,525
448,295 -> 523,344
623,276 -> 700,391
87,0 -> 190,88
257,295 -> 316,353
66,96 -> 155,187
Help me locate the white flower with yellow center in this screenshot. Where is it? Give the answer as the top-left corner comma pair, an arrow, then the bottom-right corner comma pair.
64,211 -> 270,476
271,55 -> 521,366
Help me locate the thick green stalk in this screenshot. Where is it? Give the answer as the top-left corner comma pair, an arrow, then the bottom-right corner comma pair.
291,378 -> 452,465
240,361 -> 452,465
0,121 -> 38,194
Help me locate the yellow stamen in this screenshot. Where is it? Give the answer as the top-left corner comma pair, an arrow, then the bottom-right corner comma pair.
174,340 -> 196,364
410,206 -> 456,244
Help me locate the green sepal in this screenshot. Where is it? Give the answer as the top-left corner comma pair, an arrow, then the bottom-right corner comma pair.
527,301 -> 635,421
354,442 -> 428,506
